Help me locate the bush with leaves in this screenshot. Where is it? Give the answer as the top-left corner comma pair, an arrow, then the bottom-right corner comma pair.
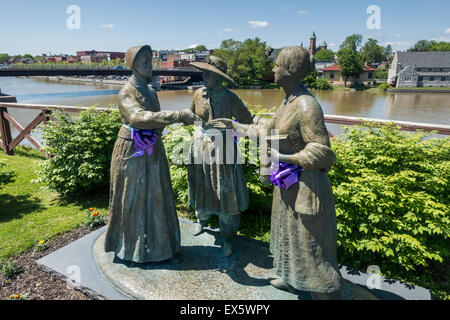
0,160 -> 15,190
329,123 -> 449,294
37,107 -> 122,196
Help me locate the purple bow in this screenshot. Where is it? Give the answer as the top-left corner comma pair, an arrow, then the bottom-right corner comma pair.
270,162 -> 304,190
131,129 -> 158,158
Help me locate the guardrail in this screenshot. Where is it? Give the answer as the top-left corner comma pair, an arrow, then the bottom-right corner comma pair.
1,102 -> 449,158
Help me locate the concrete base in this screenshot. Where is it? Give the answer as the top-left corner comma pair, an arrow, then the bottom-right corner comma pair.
38,219 -> 431,300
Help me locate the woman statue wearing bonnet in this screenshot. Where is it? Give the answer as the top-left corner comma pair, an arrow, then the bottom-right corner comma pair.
104,45 -> 201,263
211,46 -> 342,299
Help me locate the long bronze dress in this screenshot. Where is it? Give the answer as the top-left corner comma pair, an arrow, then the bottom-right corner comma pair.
187,87 -> 253,216
265,88 -> 341,293
104,76 -> 181,263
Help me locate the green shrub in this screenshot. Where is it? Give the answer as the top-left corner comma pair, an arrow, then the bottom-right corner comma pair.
316,78 -> 333,90
82,208 -> 106,229
377,83 -> 392,91
0,160 -> 16,190
329,123 -> 449,295
302,70 -> 333,90
37,107 -> 122,196
0,260 -> 21,279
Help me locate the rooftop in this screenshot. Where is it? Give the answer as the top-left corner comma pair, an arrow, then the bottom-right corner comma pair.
397,51 -> 450,69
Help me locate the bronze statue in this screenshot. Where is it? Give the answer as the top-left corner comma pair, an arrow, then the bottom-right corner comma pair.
104,45 -> 201,263
210,47 -> 342,299
188,56 -> 257,257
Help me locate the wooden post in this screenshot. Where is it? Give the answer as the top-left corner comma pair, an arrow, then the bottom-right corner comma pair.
0,107 -> 14,155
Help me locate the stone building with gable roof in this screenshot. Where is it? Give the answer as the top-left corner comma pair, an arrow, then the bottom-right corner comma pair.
388,51 -> 450,88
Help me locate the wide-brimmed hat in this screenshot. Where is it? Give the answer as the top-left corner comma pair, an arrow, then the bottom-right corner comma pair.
125,45 -> 152,70
190,56 -> 236,85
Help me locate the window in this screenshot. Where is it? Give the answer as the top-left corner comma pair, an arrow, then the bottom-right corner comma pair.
430,77 -> 435,81
419,76 -> 423,81
330,73 -> 334,79
368,73 -> 373,79
441,77 -> 447,81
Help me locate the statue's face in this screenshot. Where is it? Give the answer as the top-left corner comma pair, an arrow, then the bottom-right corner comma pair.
203,70 -> 222,89
134,50 -> 153,80
272,58 -> 290,85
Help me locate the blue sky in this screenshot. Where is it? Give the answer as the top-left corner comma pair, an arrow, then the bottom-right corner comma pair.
1,0 -> 449,55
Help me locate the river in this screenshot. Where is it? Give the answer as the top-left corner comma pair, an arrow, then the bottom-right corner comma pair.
0,77 -> 449,144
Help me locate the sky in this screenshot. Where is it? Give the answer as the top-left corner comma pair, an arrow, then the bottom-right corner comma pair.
1,0 -> 449,56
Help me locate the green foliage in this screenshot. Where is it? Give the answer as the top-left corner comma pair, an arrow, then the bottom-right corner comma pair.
315,78 -> 333,90
214,38 -> 272,87
0,260 -> 21,279
408,40 -> 450,52
377,83 -> 392,91
0,53 -> 10,64
329,123 -> 450,289
302,71 -> 333,90
37,107 -> 122,196
362,38 -> 386,65
337,46 -> 364,86
314,49 -> 335,61
82,209 -> 106,230
375,67 -> 388,80
0,160 -> 16,190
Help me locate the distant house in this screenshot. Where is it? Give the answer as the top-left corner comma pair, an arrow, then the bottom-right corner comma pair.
388,51 -> 450,88
315,61 -> 335,78
322,64 -> 376,87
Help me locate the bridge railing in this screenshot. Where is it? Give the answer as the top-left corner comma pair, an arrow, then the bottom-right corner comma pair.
1,102 -> 449,158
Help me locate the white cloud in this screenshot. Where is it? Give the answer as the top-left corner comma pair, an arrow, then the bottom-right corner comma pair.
299,10 -> 309,14
247,20 -> 268,28
396,34 -> 402,38
224,28 -> 233,32
445,28 -> 450,34
329,43 -> 336,47
188,44 -> 199,49
100,24 -> 115,29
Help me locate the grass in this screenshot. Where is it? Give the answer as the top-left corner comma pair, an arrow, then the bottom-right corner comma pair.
0,146 -> 109,264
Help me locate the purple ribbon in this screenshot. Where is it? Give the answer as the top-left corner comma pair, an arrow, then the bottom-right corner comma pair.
269,162 -> 304,190
131,129 -> 158,158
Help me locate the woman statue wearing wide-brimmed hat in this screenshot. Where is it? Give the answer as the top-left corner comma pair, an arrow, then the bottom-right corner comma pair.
188,56 -> 257,257
104,45 -> 201,263
210,47 -> 342,299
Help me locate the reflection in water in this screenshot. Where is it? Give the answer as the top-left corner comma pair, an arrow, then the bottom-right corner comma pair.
385,93 -> 449,124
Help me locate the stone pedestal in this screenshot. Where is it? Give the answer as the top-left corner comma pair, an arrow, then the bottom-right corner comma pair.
93,221 -> 377,300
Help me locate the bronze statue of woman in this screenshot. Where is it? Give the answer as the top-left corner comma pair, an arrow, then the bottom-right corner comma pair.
210,46 -> 342,299
188,56 -> 258,257
104,45 -> 201,263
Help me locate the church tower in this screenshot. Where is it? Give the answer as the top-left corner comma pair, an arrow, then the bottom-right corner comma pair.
309,31 -> 317,56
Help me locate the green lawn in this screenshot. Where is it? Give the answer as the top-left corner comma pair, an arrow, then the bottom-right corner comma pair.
0,147 -> 109,263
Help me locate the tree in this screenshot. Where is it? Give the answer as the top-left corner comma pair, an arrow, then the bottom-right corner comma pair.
0,53 -> 10,64
214,38 -> 272,86
384,44 -> 393,60
338,34 -> 364,87
340,34 -> 363,52
362,38 -> 385,65
314,49 -> 335,61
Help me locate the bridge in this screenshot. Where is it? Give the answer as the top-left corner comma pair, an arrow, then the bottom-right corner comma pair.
0,65 -> 204,81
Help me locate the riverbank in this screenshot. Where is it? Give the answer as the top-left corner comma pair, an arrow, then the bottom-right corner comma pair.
387,87 -> 450,93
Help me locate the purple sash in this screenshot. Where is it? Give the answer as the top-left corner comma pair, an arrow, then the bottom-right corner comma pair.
131,129 -> 158,158
269,162 -> 304,190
